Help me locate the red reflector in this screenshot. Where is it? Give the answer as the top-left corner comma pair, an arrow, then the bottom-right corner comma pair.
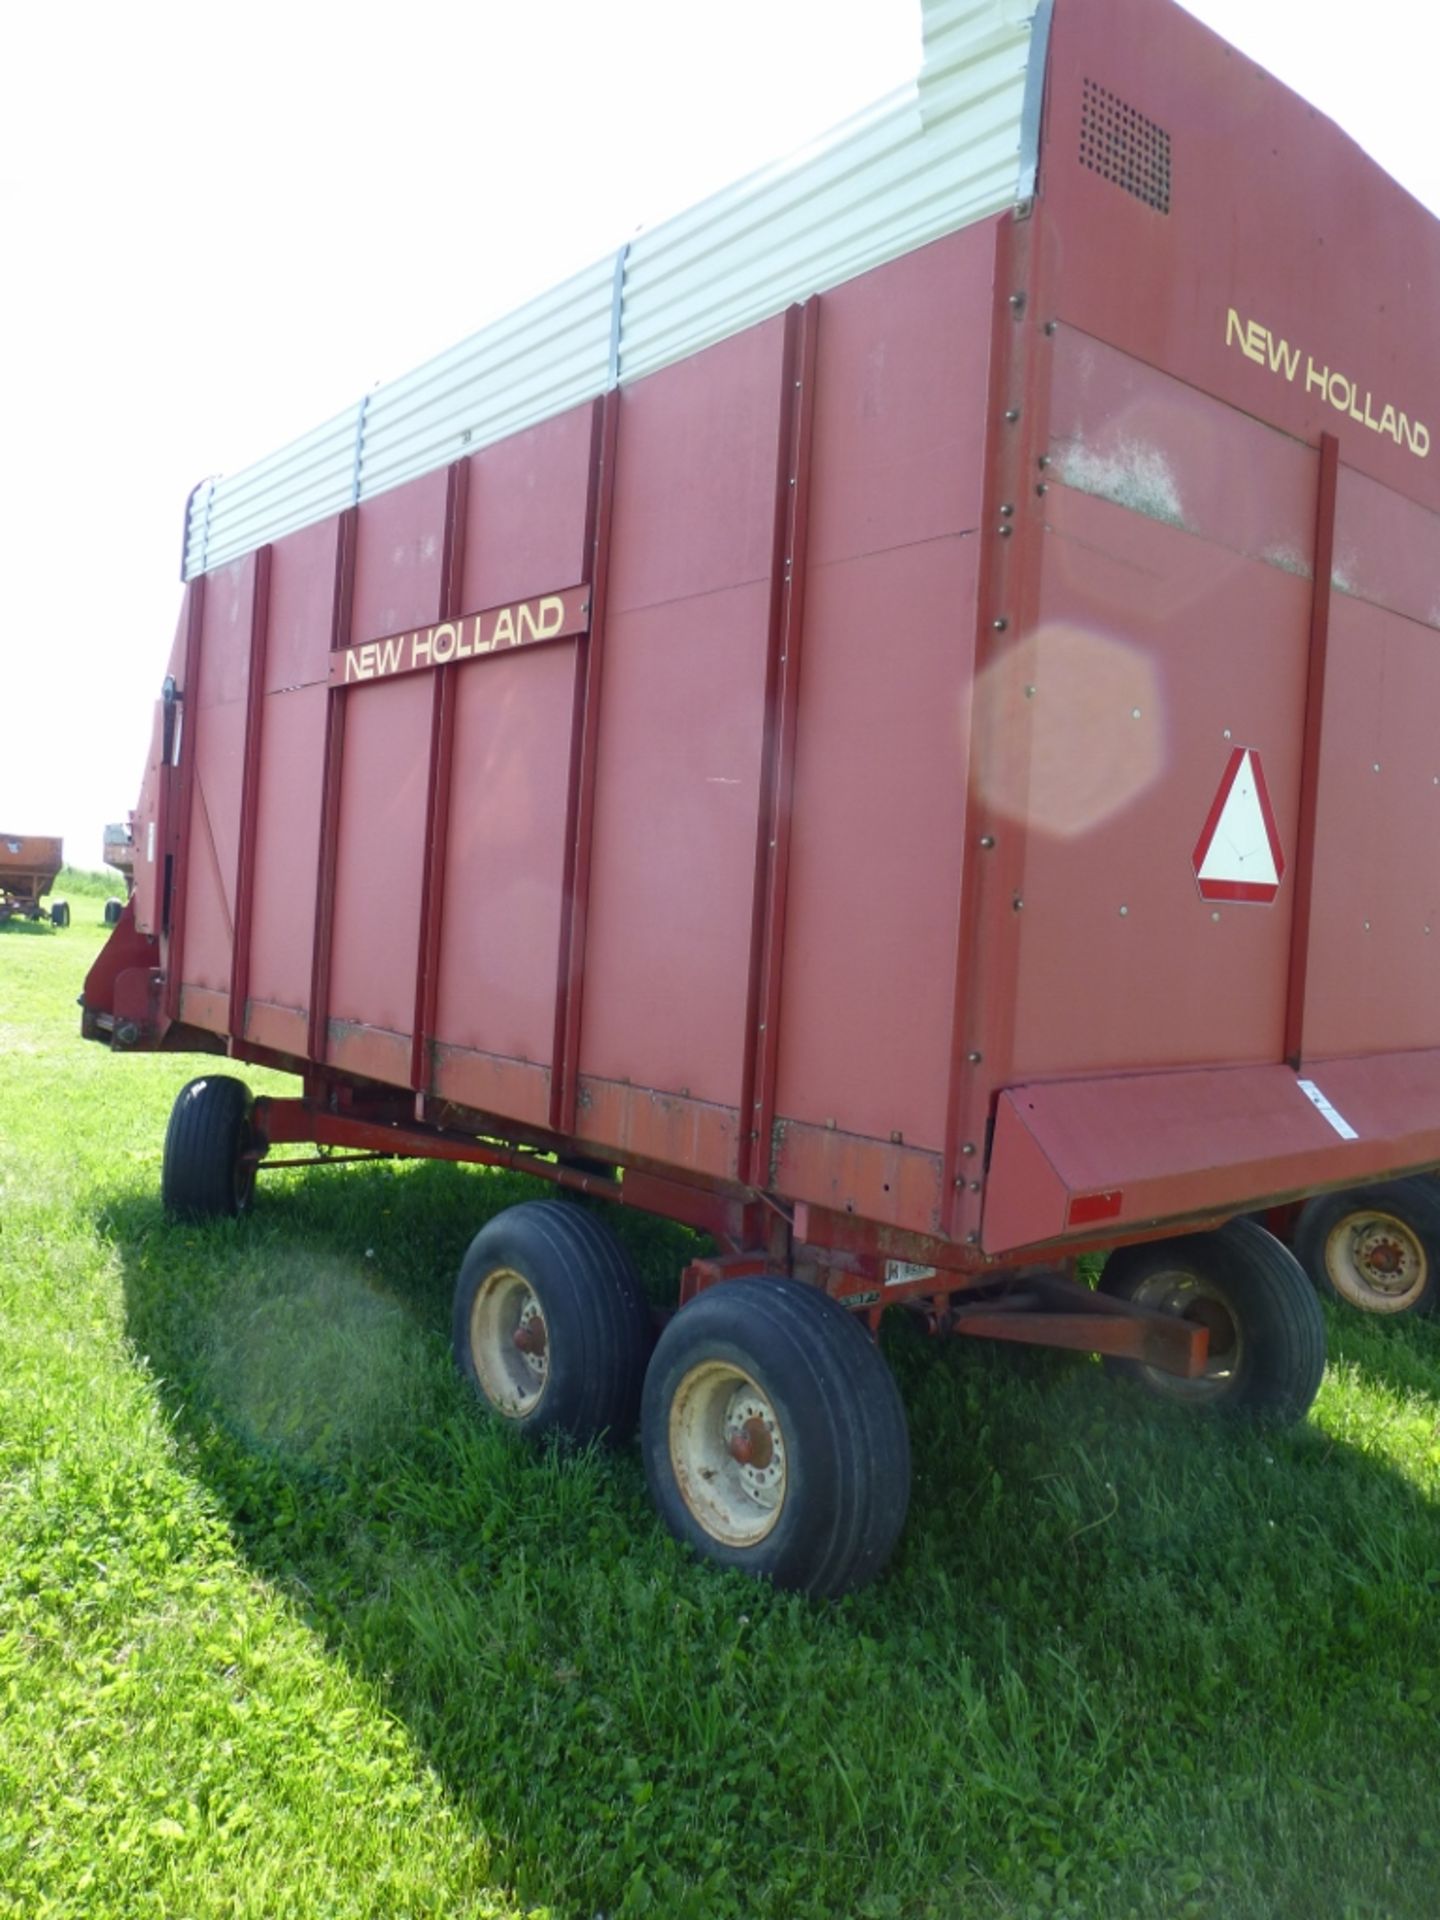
1066,1190 -> 1124,1228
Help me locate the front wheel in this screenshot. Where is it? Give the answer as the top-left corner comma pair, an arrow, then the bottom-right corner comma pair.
641,1278 -> 911,1597
1291,1180 -> 1440,1316
162,1076 -> 256,1221
49,900 -> 69,929
1098,1217 -> 1325,1423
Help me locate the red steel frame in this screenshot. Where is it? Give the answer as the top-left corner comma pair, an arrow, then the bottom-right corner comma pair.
246,1085 -> 1209,1374
740,297 -> 820,1189
553,390 -> 619,1136
228,546 -> 273,1042
942,209 -> 1051,1247
1283,431 -> 1341,1069
307,509 -> 359,1066
412,461 -> 471,1095
161,575 -> 208,1025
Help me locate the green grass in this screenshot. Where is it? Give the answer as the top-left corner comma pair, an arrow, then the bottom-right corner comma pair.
2,904 -> 1439,1917
52,865 -> 122,900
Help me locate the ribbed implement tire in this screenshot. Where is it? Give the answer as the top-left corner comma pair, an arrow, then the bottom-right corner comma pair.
1292,1179 -> 1440,1316
162,1076 -> 256,1221
641,1277 -> 911,1598
452,1200 -> 653,1443
1099,1217 -> 1326,1424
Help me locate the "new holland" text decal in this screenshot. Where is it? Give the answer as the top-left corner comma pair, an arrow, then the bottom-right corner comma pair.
1225,309 -> 1430,459
330,585 -> 590,686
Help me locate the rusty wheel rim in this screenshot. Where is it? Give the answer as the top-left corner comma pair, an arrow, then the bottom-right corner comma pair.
668,1361 -> 786,1547
1324,1210 -> 1427,1314
469,1266 -> 549,1417
1127,1268 -> 1240,1404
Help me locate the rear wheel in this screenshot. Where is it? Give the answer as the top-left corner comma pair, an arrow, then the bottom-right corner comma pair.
452,1200 -> 652,1442
49,901 -> 69,928
642,1277 -> 911,1597
1292,1180 -> 1440,1316
162,1076 -> 256,1221
104,897 -> 123,926
1098,1217 -> 1325,1423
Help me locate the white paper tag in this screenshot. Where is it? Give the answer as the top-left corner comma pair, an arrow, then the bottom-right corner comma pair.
884,1260 -> 938,1289
1296,1079 -> 1358,1142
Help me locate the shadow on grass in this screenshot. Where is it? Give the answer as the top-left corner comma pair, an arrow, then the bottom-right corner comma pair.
100,1163 -> 1440,1920
0,917 -> 57,937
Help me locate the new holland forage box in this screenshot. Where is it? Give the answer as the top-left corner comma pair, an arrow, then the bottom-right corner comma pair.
83,0 -> 1440,1590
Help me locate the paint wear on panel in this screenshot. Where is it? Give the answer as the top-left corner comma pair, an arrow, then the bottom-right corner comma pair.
330,585 -> 589,686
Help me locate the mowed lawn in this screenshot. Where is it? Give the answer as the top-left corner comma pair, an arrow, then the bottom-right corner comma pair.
3,879 -> 1439,1919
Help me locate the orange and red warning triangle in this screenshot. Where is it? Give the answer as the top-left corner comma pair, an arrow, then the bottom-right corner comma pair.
1192,747 -> 1285,904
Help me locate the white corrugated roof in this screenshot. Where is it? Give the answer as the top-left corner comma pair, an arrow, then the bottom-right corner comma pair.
185,0 -> 1044,578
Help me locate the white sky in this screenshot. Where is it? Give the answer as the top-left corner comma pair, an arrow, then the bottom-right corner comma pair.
1,0 -> 1434,870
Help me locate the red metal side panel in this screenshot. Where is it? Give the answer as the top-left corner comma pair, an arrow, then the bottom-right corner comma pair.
131,698 -> 166,936
178,554 -> 259,1024
349,468 -> 452,643
1044,0 -> 1440,518
244,518 -> 339,1054
575,321 -> 788,1170
460,404 -> 594,609
771,227 -> 995,1168
1299,587 -> 1440,1058
431,643 -> 577,1126
428,406 -> 596,1123
999,333 -> 1319,1077
326,673 -> 432,1081
327,472 -> 451,1082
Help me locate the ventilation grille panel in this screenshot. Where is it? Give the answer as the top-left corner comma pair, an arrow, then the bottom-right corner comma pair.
1080,78 -> 1171,214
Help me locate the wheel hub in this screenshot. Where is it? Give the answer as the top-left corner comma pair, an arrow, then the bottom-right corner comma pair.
1328,1211 -> 1426,1310
669,1362 -> 787,1546
469,1268 -> 549,1416
1126,1268 -> 1241,1403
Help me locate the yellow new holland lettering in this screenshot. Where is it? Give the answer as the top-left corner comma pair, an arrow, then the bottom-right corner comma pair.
1227,309 -> 1428,460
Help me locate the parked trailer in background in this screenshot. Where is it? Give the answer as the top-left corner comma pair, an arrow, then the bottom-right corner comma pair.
1,835 -> 67,927
103,820 -> 136,924
80,0 -> 1440,1590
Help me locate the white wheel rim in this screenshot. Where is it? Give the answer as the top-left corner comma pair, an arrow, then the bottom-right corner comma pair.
668,1361 -> 787,1547
1324,1210 -> 1428,1313
469,1266 -> 549,1417
1127,1269 -> 1241,1404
